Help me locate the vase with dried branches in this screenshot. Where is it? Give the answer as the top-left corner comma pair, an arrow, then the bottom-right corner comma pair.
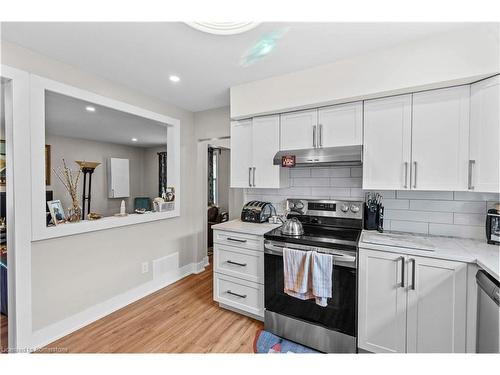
53,159 -> 82,223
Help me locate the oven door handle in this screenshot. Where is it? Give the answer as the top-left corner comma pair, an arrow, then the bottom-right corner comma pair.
264,243 -> 356,263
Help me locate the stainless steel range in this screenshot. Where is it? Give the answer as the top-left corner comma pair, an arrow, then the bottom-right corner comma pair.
263,199 -> 363,353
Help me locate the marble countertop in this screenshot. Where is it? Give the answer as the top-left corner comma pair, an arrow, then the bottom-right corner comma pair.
360,230 -> 499,281
212,219 -> 282,236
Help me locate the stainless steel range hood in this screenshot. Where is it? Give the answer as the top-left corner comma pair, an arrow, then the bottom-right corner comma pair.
273,145 -> 363,167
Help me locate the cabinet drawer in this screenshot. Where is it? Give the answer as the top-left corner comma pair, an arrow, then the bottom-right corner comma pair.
213,230 -> 263,251
214,244 -> 263,283
214,273 -> 264,317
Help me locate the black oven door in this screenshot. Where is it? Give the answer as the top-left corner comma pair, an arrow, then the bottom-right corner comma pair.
264,242 -> 357,337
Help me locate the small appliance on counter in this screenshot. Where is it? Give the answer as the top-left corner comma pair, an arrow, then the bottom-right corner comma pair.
241,201 -> 276,223
364,192 -> 384,232
486,204 -> 500,245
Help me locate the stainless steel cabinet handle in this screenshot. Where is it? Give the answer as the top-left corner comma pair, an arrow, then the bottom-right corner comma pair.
468,160 -> 475,190
410,258 -> 416,290
399,256 -> 405,288
404,162 -> 408,189
248,167 -> 252,187
319,124 -> 323,147
227,290 -> 247,299
312,125 -> 317,148
227,260 -> 247,267
252,167 -> 256,187
227,237 -> 247,243
413,161 -> 417,189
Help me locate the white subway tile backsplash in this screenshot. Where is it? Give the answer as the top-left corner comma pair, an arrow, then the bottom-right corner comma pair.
243,165 -> 490,240
390,220 -> 429,234
293,177 -> 330,187
350,167 -> 363,177
311,168 -> 331,177
409,200 -> 486,213
331,177 -> 362,188
384,209 -> 453,224
429,223 -> 485,240
453,191 -> 500,201
383,199 -> 410,210
396,190 -> 454,200
290,168 -> 311,178
453,213 -> 486,226
311,187 -> 351,198
350,188 -> 364,199
330,168 -> 351,177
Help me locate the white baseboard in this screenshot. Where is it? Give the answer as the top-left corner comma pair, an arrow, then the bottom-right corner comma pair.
30,258 -> 207,351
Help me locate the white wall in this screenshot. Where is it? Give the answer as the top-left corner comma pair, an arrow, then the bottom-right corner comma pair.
1,41 -> 201,335
231,24 -> 500,119
194,106 -> 231,139
246,166 -> 499,240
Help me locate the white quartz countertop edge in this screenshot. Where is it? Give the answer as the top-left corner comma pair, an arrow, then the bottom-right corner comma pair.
360,230 -> 499,281
211,219 -> 282,236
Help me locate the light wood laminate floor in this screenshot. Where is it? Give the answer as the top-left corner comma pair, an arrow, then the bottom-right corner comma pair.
0,313 -> 7,353
42,258 -> 263,353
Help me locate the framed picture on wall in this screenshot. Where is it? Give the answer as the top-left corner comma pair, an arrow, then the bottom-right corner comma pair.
47,199 -> 66,225
45,144 -> 51,186
0,140 -> 5,186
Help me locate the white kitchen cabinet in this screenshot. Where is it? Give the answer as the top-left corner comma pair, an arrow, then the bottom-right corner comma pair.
411,86 -> 470,191
358,249 -> 407,353
280,109 -> 317,150
251,115 -> 285,188
230,119 -> 253,188
318,101 -> 363,147
363,95 -> 412,190
230,116 -> 288,188
406,255 -> 467,353
469,75 -> 500,193
358,248 -> 468,353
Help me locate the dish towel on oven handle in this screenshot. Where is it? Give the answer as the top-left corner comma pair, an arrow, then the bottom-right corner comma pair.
311,251 -> 333,307
283,247 -> 314,301
283,248 -> 333,306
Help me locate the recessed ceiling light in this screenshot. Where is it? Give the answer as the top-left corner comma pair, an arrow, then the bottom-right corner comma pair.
85,106 -> 96,112
169,75 -> 180,83
186,22 -> 260,35
131,138 -> 138,142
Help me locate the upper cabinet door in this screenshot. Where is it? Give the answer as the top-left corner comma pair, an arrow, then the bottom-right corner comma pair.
318,101 -> 363,147
363,95 -> 412,190
411,86 -> 470,191
280,109 -> 318,150
230,119 -> 253,188
406,256 -> 467,353
252,115 -> 282,188
469,75 -> 500,193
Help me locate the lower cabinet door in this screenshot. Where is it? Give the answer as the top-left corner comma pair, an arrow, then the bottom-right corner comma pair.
406,256 -> 467,353
358,249 -> 407,353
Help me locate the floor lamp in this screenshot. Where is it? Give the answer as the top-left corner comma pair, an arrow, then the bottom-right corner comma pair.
76,161 -> 101,220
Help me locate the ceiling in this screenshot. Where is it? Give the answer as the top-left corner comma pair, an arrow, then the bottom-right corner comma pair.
1,22 -> 470,112
45,91 -> 168,148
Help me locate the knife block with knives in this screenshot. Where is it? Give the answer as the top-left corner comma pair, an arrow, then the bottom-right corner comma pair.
364,192 -> 384,232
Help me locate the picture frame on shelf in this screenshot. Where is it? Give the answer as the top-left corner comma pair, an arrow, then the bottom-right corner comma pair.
47,199 -> 66,226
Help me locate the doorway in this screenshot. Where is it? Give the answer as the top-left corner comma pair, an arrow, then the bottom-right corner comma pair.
0,77 -> 10,353
207,146 -> 230,255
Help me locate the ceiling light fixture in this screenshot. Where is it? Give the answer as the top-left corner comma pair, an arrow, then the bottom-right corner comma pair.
131,138 -> 138,142
169,75 -> 180,83
186,22 -> 260,35
85,106 -> 96,112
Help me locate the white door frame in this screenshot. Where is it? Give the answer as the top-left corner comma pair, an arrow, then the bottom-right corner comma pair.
1,65 -> 31,350
196,137 -> 234,261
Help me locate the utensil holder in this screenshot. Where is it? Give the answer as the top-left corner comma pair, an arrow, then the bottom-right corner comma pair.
364,203 -> 378,230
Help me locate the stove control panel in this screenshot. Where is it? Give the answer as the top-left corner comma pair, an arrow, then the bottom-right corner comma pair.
287,199 -> 363,220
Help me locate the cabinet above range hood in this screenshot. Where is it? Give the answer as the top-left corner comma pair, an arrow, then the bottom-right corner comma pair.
273,145 -> 363,167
